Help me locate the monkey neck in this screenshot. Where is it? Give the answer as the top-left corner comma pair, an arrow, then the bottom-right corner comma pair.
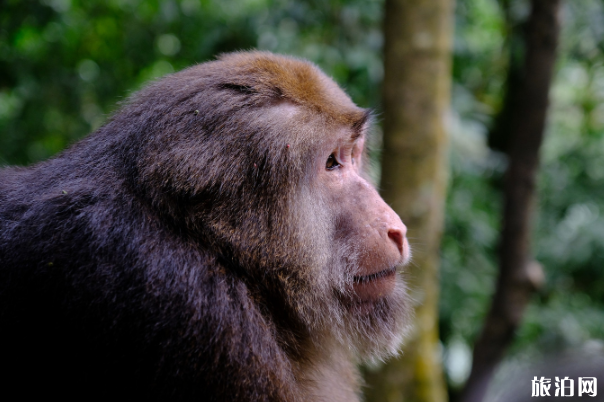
293,340 -> 362,402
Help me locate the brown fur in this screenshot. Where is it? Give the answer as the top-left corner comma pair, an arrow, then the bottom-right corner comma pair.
0,51 -> 410,401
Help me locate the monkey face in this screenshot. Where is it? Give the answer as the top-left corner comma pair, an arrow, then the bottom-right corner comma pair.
316,127 -> 410,305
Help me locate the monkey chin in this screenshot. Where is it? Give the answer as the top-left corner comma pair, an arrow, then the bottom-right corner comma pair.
337,271 -> 410,361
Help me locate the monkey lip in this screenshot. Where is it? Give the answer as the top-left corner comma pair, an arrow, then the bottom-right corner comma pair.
353,266 -> 397,284
352,267 -> 397,301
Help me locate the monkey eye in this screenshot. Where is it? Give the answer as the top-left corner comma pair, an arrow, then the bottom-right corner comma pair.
326,153 -> 340,170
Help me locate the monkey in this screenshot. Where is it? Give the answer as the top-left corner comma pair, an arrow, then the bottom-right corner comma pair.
0,51 -> 410,401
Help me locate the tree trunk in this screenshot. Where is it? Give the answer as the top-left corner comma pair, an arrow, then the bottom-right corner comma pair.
460,1 -> 561,402
363,0 -> 454,401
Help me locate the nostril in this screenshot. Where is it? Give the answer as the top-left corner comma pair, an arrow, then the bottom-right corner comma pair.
388,229 -> 404,256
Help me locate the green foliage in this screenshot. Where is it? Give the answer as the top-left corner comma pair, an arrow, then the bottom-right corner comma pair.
441,0 -> 604,390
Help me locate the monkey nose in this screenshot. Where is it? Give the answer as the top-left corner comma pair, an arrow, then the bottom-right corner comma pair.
388,228 -> 405,256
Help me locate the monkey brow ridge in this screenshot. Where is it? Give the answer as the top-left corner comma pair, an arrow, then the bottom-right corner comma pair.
350,109 -> 373,141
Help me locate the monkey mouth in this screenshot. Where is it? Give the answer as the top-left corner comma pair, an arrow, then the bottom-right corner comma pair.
353,266 -> 397,284
350,266 -> 398,303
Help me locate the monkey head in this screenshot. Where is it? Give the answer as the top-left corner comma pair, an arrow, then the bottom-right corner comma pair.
113,51 -> 411,361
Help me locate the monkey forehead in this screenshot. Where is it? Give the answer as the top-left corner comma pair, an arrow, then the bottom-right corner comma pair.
266,103 -> 369,148
213,51 -> 366,126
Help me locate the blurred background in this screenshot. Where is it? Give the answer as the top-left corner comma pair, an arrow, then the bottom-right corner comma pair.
1,0 -> 603,401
